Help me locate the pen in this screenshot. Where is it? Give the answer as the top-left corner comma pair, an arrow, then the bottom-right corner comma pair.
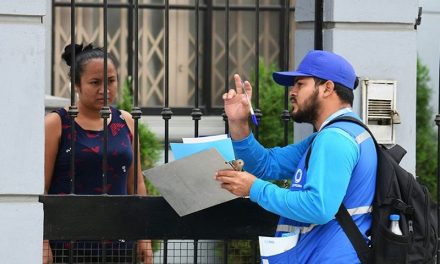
242,81 -> 259,126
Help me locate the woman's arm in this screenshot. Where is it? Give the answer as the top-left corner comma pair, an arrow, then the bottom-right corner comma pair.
44,112 -> 62,194
121,110 -> 147,196
43,112 -> 62,264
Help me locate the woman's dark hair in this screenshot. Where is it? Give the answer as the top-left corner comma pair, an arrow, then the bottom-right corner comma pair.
314,77 -> 355,106
61,43 -> 117,85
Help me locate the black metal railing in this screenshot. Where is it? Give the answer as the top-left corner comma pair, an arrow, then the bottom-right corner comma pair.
40,195 -> 278,263
43,0 -> 296,263
436,58 -> 440,264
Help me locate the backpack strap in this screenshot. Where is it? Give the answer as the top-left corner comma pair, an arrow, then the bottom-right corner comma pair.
336,204 -> 372,264
324,116 -> 377,145
306,115 -> 376,264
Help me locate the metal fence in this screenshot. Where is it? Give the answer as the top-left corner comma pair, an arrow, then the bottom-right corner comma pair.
42,0 -> 300,263
51,0 -> 295,114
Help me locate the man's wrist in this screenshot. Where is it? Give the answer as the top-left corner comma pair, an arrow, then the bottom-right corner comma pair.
228,120 -> 250,140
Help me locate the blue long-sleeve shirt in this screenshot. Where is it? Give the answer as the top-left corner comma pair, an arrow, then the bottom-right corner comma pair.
232,110 -> 359,224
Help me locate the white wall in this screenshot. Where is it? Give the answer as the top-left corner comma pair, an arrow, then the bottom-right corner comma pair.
294,0 -> 419,173
0,0 -> 47,262
417,0 -> 440,122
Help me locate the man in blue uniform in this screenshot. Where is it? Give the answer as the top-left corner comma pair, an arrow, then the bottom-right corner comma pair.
216,50 -> 377,263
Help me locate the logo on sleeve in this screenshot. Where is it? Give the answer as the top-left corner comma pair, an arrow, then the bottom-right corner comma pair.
291,169 -> 303,188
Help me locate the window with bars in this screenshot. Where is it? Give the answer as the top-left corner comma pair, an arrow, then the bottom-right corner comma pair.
51,0 -> 295,115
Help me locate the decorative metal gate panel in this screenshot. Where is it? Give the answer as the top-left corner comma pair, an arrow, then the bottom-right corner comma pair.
43,0 -> 298,263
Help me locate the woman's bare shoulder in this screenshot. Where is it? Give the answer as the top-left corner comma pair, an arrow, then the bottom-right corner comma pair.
119,109 -> 135,131
119,109 -> 134,122
44,111 -> 62,133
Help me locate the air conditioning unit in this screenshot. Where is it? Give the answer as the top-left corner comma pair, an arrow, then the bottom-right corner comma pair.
361,79 -> 400,145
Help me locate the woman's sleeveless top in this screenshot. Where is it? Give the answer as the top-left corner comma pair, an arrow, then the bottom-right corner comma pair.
49,107 -> 133,195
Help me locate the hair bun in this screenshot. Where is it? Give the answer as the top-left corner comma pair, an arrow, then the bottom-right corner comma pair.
83,43 -> 94,52
61,43 -> 96,66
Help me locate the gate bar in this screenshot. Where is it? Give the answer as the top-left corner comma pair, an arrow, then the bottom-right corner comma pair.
191,0 -> 202,137
161,0 -> 173,164
314,0 -> 323,50
131,0 -> 141,194
68,0 -> 78,195
254,0 -> 261,140
436,58 -> 440,264
100,0 -> 110,195
282,0 -> 291,146
223,0 -> 230,134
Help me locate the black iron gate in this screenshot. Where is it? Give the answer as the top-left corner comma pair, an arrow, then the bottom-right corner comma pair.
42,0 -> 302,263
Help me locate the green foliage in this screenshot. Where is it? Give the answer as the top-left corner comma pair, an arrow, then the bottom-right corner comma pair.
117,77 -> 161,196
215,240 -> 255,263
416,58 -> 438,199
250,59 -> 293,147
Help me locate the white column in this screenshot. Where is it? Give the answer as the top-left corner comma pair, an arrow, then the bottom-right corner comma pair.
294,0 -> 419,173
0,0 -> 47,262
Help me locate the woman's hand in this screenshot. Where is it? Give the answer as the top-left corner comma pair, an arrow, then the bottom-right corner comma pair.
43,240 -> 53,264
138,239 -> 153,264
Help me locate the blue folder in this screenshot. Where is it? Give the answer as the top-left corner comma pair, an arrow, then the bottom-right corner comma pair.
170,138 -> 235,162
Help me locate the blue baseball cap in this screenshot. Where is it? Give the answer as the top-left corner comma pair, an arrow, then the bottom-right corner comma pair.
272,50 -> 357,90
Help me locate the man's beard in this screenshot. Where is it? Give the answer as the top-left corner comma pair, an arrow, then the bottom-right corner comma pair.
290,88 -> 319,124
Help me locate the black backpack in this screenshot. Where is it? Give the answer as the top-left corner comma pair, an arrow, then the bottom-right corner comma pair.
307,116 -> 438,264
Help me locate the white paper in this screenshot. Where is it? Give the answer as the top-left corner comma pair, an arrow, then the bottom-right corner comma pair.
258,232 -> 299,257
182,134 -> 228,143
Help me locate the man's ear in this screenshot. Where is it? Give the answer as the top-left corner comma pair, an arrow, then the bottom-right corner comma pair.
323,80 -> 335,96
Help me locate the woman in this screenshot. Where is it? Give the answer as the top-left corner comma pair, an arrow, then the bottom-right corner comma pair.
44,43 -> 153,264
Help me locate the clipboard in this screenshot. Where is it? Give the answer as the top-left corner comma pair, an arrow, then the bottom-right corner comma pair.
143,148 -> 238,216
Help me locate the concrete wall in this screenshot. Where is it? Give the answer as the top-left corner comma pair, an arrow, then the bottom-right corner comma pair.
0,0 -> 47,262
294,0 -> 419,173
417,0 -> 440,121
